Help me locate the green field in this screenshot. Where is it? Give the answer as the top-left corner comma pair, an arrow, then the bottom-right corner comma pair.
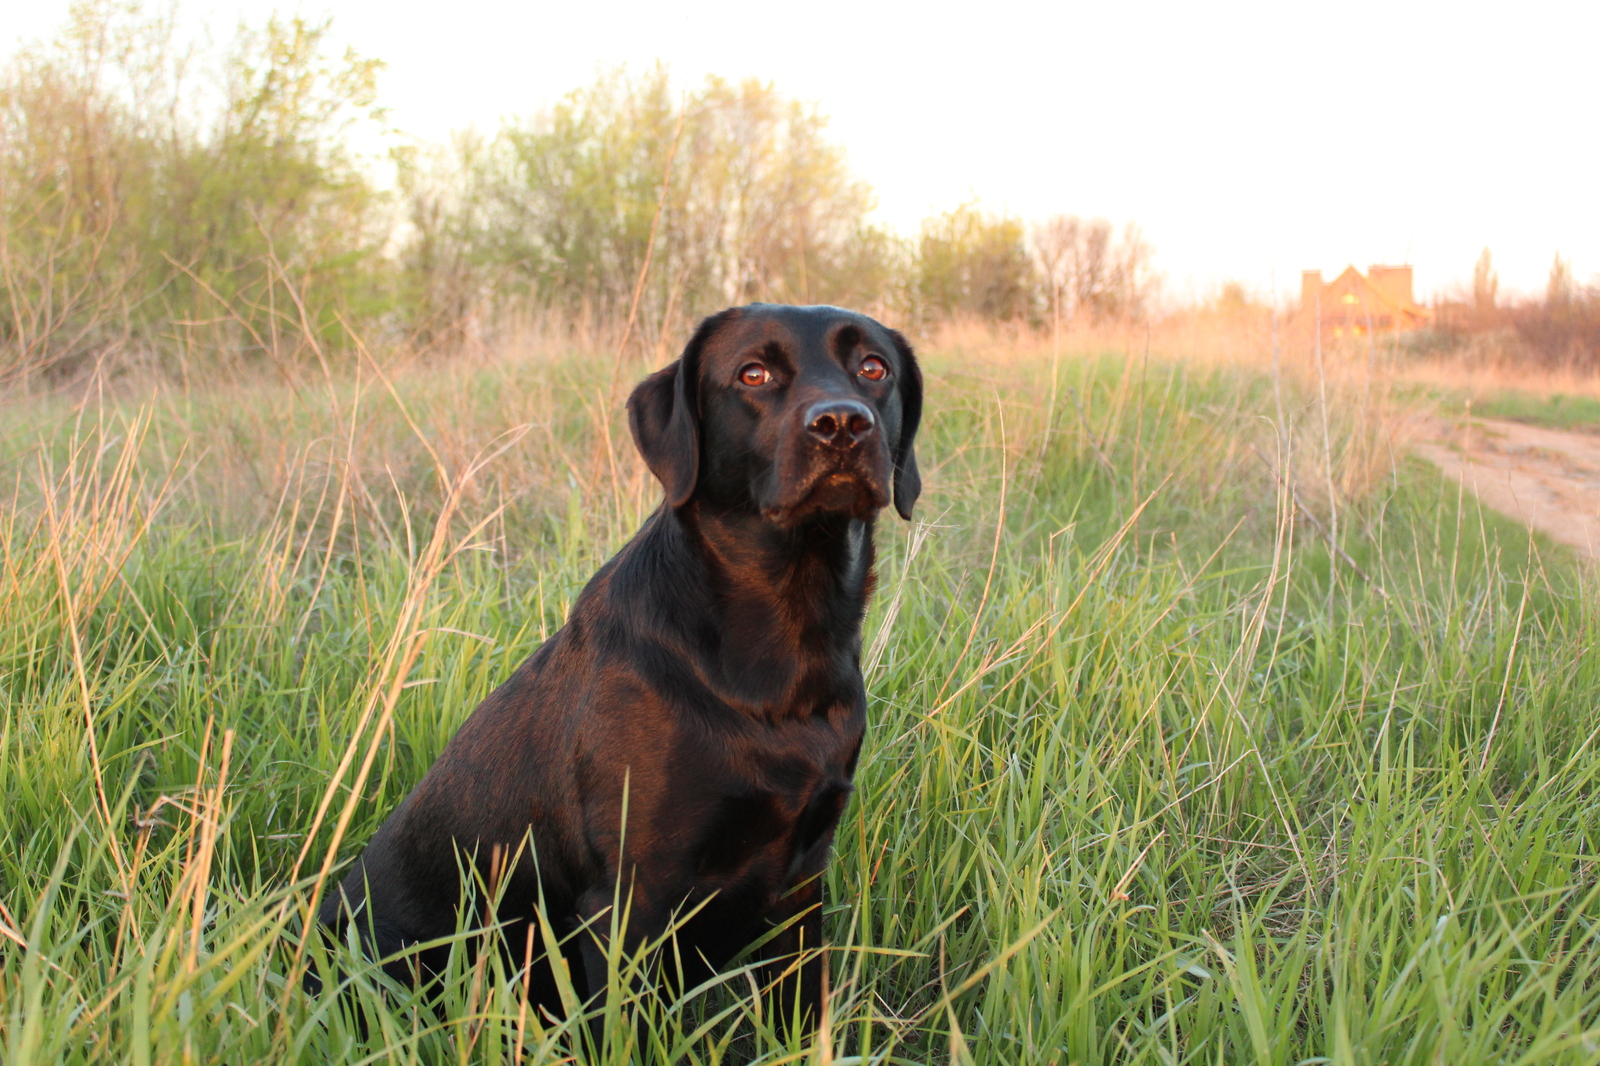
3,340 -> 1599,1064
1459,390 -> 1600,432
1394,382 -> 1600,433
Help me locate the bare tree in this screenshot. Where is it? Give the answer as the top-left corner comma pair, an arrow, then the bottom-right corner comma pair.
1031,215 -> 1079,330
1027,215 -> 1154,325
1548,254 -> 1575,310
1472,247 -> 1498,315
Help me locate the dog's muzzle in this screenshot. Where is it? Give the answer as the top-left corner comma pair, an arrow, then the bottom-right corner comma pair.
762,398 -> 889,524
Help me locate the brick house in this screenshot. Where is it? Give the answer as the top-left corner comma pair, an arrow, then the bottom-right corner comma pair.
1300,265 -> 1430,338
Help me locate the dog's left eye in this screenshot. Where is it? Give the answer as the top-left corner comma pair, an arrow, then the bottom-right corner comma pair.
738,363 -> 771,387
859,356 -> 889,382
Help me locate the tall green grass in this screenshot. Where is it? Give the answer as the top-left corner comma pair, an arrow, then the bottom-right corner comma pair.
2,338 -> 1598,1063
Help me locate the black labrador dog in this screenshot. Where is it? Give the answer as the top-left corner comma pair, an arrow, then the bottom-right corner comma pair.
318,303 -> 921,1034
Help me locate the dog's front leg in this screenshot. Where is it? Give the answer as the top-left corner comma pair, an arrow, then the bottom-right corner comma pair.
574,886 -> 671,1053
758,875 -> 824,1040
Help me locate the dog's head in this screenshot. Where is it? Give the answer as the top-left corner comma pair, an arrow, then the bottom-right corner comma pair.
628,304 -> 923,525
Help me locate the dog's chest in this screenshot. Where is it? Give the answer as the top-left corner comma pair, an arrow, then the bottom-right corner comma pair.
688,708 -> 863,885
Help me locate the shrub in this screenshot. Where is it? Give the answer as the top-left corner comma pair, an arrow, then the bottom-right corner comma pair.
0,1 -> 391,384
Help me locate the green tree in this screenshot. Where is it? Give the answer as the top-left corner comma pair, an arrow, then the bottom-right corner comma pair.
0,1 -> 390,383
405,67 -> 894,349
914,204 -> 1035,322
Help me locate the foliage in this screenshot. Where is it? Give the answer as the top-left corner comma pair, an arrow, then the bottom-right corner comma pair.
1502,255 -> 1600,365
914,204 -> 1036,323
1433,248 -> 1600,368
2,6 -> 1161,385
0,0 -> 390,384
400,68 -> 904,351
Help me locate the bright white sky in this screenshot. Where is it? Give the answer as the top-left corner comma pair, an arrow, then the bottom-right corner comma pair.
6,0 -> 1597,304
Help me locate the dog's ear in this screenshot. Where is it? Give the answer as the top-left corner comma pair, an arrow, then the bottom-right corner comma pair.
628,310 -> 733,507
888,329 -> 923,520
627,362 -> 696,506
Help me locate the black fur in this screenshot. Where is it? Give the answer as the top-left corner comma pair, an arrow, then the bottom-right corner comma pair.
317,304 -> 923,1035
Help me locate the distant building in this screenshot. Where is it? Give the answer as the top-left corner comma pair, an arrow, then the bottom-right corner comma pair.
1300,265 -> 1430,338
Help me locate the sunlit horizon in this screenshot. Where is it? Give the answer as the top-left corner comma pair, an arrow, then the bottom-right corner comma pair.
6,0 -> 1595,306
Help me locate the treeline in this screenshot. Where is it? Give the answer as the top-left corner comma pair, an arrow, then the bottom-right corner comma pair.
0,4 -> 390,384
0,2 -> 1153,384
1433,249 -> 1600,366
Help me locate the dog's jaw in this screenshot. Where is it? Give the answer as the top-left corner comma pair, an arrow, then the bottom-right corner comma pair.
758,423 -> 894,528
761,471 -> 889,528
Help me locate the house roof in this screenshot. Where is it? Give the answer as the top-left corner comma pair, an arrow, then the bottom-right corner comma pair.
1316,265 -> 1427,319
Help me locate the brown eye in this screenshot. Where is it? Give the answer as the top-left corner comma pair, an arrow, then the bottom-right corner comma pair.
859,356 -> 889,382
738,363 -> 771,387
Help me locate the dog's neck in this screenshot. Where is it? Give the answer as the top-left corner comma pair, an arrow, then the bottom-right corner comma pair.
677,502 -> 876,638
629,502 -> 877,713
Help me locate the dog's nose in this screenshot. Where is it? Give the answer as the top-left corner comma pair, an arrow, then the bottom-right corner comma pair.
805,400 -> 876,446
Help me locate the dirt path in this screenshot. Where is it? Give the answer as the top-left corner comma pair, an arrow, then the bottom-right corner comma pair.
1411,416 -> 1600,560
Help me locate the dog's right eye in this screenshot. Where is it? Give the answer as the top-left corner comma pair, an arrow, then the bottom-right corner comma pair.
738,363 -> 771,387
